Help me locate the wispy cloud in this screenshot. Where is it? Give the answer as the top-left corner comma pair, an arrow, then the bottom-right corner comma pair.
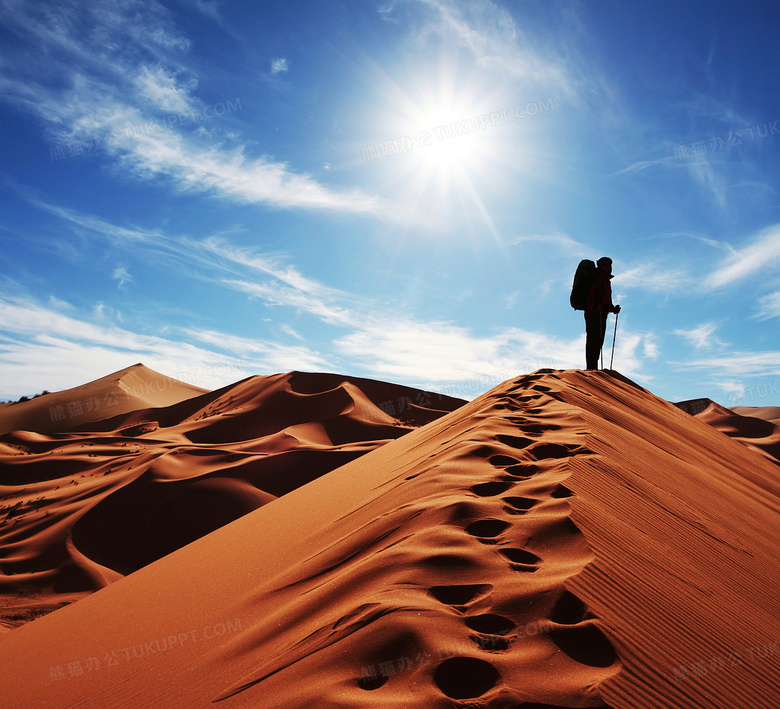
413,0 -> 574,96
180,327 -> 330,372
270,58 -> 289,75
657,232 -> 725,250
713,378 -> 746,405
614,156 -> 677,175
685,156 -> 728,212
705,224 -> 780,289
676,351 -> 780,378
133,66 -> 196,114
613,262 -> 692,294
224,280 -> 356,327
0,0 -> 378,214
677,351 -> 780,377
335,321 -> 571,390
0,293 -> 330,398
756,291 -> 780,320
512,233 -> 589,253
673,322 -> 726,350
112,267 -> 133,289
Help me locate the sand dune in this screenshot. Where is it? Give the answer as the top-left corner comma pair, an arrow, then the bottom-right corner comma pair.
0,364 -> 208,436
2,368 -> 779,708
694,400 -> 780,466
0,367 -> 464,629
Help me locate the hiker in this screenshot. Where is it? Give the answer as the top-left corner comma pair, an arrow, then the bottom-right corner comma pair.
584,257 -> 620,370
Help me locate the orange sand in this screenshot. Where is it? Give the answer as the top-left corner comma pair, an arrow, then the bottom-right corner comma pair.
0,364 -> 209,436
0,365 -> 463,629
1,368 -> 779,708
695,400 -> 780,467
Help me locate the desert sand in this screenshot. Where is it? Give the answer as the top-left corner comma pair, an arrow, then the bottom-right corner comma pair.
0,363 -> 210,436
1,367 -> 779,708
0,364 -> 463,629
694,400 -> 780,467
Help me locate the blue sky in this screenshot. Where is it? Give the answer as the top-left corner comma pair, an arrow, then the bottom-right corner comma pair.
2,0 -> 780,406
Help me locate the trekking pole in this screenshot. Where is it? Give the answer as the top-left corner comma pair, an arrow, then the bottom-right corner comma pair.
609,311 -> 619,370
599,314 -> 605,370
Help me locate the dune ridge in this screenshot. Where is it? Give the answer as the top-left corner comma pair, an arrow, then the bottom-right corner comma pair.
1,369 -> 779,707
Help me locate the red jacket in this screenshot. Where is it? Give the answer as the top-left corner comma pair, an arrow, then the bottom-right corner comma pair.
585,268 -> 615,315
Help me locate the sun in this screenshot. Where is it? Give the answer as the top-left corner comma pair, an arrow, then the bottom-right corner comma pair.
363,64 -> 518,235
402,100 -> 490,174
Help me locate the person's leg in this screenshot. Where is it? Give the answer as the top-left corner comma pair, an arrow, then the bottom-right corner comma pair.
598,312 -> 608,368
585,313 -> 601,369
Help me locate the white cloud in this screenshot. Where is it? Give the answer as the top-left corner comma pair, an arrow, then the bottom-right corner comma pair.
0,0 -> 379,215
270,58 -> 289,75
339,321 -> 570,385
686,156 -> 727,211
705,224 -> 780,289
201,239 -> 351,299
0,293 -> 332,398
181,328 -> 330,372
658,232 -> 725,250
134,66 -> 195,114
757,291 -> 780,320
112,267 -> 133,289
676,351 -> 780,378
714,379 -> 746,405
223,280 -> 355,327
673,322 -> 725,350
414,0 -> 573,96
643,335 -> 660,360
614,156 -> 677,175
512,233 -> 589,252
613,262 -> 691,293
117,128 -> 379,211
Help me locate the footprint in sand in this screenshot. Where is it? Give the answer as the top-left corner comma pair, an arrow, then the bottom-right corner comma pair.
495,434 -> 535,450
503,418 -> 562,436
488,454 -> 539,479
550,590 -> 590,625
429,584 -> 492,607
513,393 -> 545,403
493,399 -> 525,412
505,416 -> 530,425
433,656 -> 500,700
489,453 -> 521,467
522,423 -> 562,435
498,547 -> 541,572
542,589 -> 617,670
550,484 -> 573,499
465,518 -> 511,544
503,463 -> 538,479
357,674 -> 389,690
502,496 -> 539,515
545,621 -> 617,668
525,442 -> 582,460
466,613 -> 516,652
470,481 -> 513,497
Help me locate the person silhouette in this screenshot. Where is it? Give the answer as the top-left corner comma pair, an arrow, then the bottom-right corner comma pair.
584,257 -> 620,370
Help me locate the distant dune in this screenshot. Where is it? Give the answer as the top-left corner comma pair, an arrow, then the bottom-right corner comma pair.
692,399 -> 780,466
0,364 -> 209,436
0,365 -> 464,629
1,368 -> 779,707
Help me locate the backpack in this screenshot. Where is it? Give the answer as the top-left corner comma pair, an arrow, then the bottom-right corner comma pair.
570,259 -> 596,310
